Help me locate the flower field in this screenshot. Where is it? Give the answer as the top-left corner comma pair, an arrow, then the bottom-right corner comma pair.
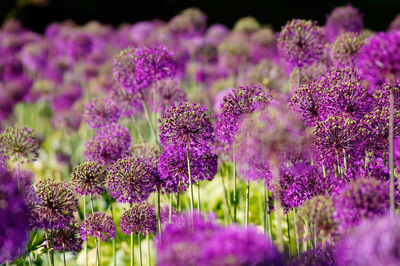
1,4 -> 400,266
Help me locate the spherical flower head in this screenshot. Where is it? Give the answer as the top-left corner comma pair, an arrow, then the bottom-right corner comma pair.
84,123 -> 131,167
0,125 -> 39,163
325,4 -> 363,41
29,179 -> 77,231
71,161 -> 107,196
159,102 -> 214,149
83,96 -> 121,129
291,246 -> 335,266
107,156 -> 157,204
52,222 -> 83,254
120,204 -> 157,236
297,195 -> 337,245
156,212 -> 219,266
215,86 -> 271,149
205,24 -> 228,45
168,8 -> 207,38
330,32 -> 364,67
146,78 -> 186,114
333,177 -> 395,231
278,19 -> 325,67
81,212 -> 116,241
199,225 -> 282,266
233,16 -> 261,34
158,146 -> 218,193
135,46 -> 176,89
67,31 -> 94,60
357,31 -> 400,89
279,161 -> 338,212
335,214 -> 400,265
313,114 -> 360,165
0,167 -> 29,264
20,41 -> 48,73
389,14 -> 400,31
112,47 -> 139,93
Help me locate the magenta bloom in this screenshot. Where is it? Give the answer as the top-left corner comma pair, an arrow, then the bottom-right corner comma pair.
83,96 -> 121,129
335,214 -> 400,266
81,212 -> 116,241
53,222 -> 82,254
107,156 -> 158,204
112,47 -> 139,93
325,4 -> 363,41
120,204 -> 157,236
278,19 -> 325,67
67,31 -> 94,60
84,123 -> 131,167
135,46 -> 176,89
71,161 -> 107,196
357,30 -> 400,89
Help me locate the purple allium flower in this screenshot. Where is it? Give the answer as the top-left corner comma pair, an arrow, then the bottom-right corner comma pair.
120,203 -> 157,236
389,14 -> 400,31
330,32 -> 364,67
51,83 -> 82,112
112,47 -> 139,93
107,156 -> 157,204
67,31 -> 94,60
156,212 -> 219,266
289,61 -> 329,87
83,96 -> 121,129
168,8 -> 207,38
277,19 -> 325,68
215,86 -> 271,151
218,32 -> 250,73
129,21 -> 155,45
71,161 -> 107,196
325,4 -> 363,41
279,161 -> 338,212
29,179 -> 77,230
158,145 -> 218,193
159,102 -> 214,150
20,41 -> 48,73
297,195 -> 337,245
146,78 -> 186,114
313,114 -> 360,165
233,16 -> 261,34
81,212 -> 116,241
357,30 -> 400,89
205,24 -> 229,45
84,123 -> 131,167
109,85 -> 142,117
135,45 -> 176,89
199,225 -> 282,266
291,246 -> 335,266
0,125 -> 39,163
335,214 -> 400,265
52,222 -> 83,254
0,167 -> 29,264
51,109 -> 82,132
333,177 -> 395,231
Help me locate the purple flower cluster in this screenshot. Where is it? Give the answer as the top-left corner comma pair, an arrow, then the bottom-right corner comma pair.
120,204 -> 157,236
84,123 -> 131,167
29,179 -> 77,230
53,222 -> 83,254
324,4 -> 363,41
156,212 -> 281,266
277,19 -> 325,67
107,156 -> 157,204
330,32 -> 364,67
71,161 -> 107,196
0,167 -> 29,264
81,212 -> 116,241
83,96 -> 121,129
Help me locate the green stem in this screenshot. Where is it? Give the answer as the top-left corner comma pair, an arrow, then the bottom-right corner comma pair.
245,180 -> 250,227
233,150 -> 237,223
147,234 -> 151,266
266,189 -> 272,242
90,195 -> 95,213
293,209 -> 300,258
131,233 -> 134,266
157,191 -> 162,236
84,196 -> 88,266
110,203 -> 116,266
286,214 -> 292,258
197,183 -> 201,215
272,157 -> 284,253
140,93 -> 158,145
220,169 -> 233,222
169,194 -> 173,223
45,232 -> 53,266
63,247 -> 66,266
263,185 -> 267,235
389,86 -> 395,213
177,181 -> 181,214
186,146 -> 194,213
138,235 -> 142,266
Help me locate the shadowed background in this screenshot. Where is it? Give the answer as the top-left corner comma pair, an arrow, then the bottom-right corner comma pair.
1,0 -> 399,32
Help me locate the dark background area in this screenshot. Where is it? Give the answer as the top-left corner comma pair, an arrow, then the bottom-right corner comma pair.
1,0 -> 399,32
